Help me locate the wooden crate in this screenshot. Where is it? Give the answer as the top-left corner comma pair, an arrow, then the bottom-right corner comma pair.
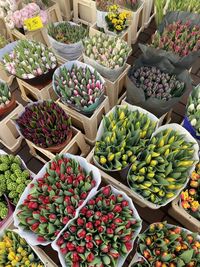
142,0 -> 156,28
26,126 -> 90,164
73,0 -> 96,25
17,55 -> 66,103
57,0 -> 73,20
104,64 -> 131,108
169,197 -> 200,232
0,102 -> 24,152
90,23 -> 132,45
57,96 -> 110,146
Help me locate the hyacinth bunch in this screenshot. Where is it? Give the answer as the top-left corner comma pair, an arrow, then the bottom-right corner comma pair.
0,197 -> 9,221
128,128 -> 197,205
130,66 -> 185,101
48,22 -> 88,44
3,40 -> 57,79
83,34 -> 131,69
0,154 -> 31,205
138,222 -> 200,266
17,155 -> 97,242
0,34 -> 8,49
94,105 -> 157,171
54,64 -> 104,111
56,185 -> 141,267
186,84 -> 200,136
151,21 -> 200,57
5,3 -> 48,30
16,101 -> 72,149
0,0 -> 17,19
0,230 -> 44,267
105,5 -> 131,33
0,82 -> 12,109
180,162 -> 200,220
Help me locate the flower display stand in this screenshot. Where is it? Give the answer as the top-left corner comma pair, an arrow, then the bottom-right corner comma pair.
104,64 -> 131,108
0,102 -> 23,152
142,0 -> 156,28
26,127 -> 90,164
169,197 -> 200,232
56,96 -> 110,146
90,23 -> 132,46
73,0 -> 96,25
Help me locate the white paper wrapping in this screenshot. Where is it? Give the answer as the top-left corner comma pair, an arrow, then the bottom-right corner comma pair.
93,103 -> 159,172
47,22 -> 84,60
52,184 -> 142,267
127,123 -> 200,209
13,154 -> 101,246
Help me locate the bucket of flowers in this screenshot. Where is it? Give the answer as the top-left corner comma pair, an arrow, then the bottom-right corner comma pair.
2,40 -> 57,86
183,84 -> 200,143
15,101 -> 72,153
52,185 -> 142,267
0,80 -> 16,117
14,153 -> 101,245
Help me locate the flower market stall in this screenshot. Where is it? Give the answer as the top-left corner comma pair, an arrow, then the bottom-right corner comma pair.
0,0 -> 200,266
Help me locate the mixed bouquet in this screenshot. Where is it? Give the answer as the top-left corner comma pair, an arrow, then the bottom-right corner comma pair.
48,22 -> 88,45
16,155 -> 99,243
94,105 -> 157,171
151,21 -> 200,57
83,33 -> 131,71
105,4 -> 130,33
137,222 -> 200,266
181,162 -> 200,220
0,34 -> 8,49
0,153 -> 31,205
128,127 -> 197,205
55,185 -> 141,267
0,197 -> 9,221
130,66 -> 185,101
0,82 -> 12,109
0,230 -> 44,267
5,3 -> 47,30
16,101 -> 72,150
184,84 -> 200,139
53,62 -> 105,114
3,40 -> 57,79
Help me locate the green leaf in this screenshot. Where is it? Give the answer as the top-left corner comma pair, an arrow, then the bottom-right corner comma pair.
179,249 -> 194,264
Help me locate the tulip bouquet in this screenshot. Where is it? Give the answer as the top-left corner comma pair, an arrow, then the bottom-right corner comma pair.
137,222 -> 200,266
83,33 -> 131,81
15,154 -> 100,244
53,185 -> 141,267
151,20 -> 200,57
130,66 -> 185,101
53,61 -> 105,114
0,82 -> 12,109
94,105 -> 158,171
0,152 -> 32,205
128,125 -> 199,206
16,101 -> 72,150
5,3 -> 48,30
184,84 -> 200,140
0,34 -> 8,49
0,230 -> 44,266
3,40 -> 57,80
180,162 -> 200,220
105,5 -> 131,34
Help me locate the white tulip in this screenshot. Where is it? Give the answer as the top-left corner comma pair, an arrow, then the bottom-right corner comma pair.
191,118 -> 197,126
188,103 -> 195,112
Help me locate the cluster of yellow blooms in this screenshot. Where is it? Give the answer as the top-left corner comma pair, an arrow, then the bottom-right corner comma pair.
0,230 -> 44,267
180,162 -> 200,217
106,5 -> 131,32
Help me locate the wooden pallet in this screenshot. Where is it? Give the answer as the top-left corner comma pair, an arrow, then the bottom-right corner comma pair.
0,101 -> 24,152
169,197 -> 200,232
90,23 -> 132,45
104,64 -> 131,108
73,0 -> 96,25
57,96 -> 110,146
26,126 -> 90,164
